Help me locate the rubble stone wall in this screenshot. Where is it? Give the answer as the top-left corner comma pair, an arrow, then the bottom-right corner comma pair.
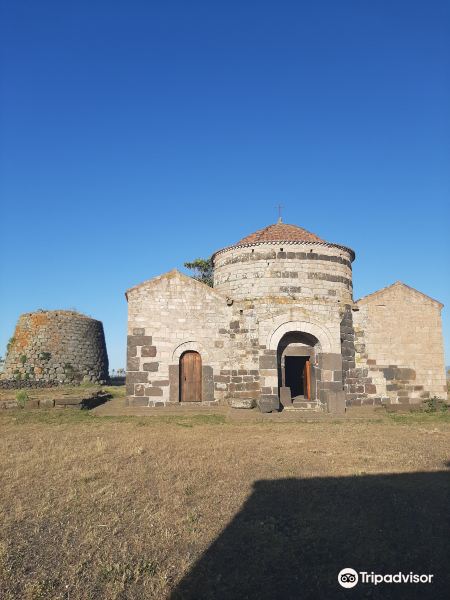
2,311 -> 109,384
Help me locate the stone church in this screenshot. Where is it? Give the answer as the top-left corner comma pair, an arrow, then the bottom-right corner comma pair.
125,221 -> 447,412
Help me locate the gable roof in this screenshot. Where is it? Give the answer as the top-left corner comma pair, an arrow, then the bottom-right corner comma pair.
356,281 -> 443,308
125,269 -> 225,301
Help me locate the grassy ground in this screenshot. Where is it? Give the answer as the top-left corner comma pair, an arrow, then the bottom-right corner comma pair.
0,408 -> 449,599
0,384 -> 105,401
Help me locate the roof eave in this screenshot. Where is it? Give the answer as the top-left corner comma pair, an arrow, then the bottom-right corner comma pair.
212,240 -> 356,262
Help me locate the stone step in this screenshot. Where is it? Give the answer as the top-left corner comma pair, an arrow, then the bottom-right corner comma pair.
292,400 -> 322,410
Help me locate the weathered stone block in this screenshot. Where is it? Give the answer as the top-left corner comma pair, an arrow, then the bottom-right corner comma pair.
141,346 -> 157,357
397,368 -> 416,381
143,362 -> 159,372
127,335 -> 152,347
169,364 -> 179,402
318,353 -> 342,371
126,371 -> 148,384
229,398 -> 256,409
127,357 -> 140,371
259,355 -> 277,369
146,387 -> 163,396
325,391 -> 346,414
202,365 -> 214,402
279,386 -> 292,407
128,397 -> 149,407
258,395 -> 279,413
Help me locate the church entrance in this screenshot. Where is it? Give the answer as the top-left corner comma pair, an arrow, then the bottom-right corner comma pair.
284,356 -> 311,400
180,351 -> 202,402
285,356 -> 311,400
277,331 -> 318,404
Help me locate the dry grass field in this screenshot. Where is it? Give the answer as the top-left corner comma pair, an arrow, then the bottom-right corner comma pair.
0,402 -> 449,599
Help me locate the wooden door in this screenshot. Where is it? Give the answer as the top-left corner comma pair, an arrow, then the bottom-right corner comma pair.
180,351 -> 202,402
303,359 -> 311,400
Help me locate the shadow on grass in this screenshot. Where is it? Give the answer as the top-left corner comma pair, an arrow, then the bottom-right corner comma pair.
171,470 -> 450,600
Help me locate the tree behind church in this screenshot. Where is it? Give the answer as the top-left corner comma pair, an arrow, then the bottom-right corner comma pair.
184,257 -> 213,287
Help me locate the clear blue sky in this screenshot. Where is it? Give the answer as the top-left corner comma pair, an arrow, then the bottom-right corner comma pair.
1,0 -> 449,370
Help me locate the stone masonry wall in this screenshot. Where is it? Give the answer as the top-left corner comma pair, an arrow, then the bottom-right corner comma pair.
2,311 -> 109,384
352,283 -> 447,404
126,270 -> 232,406
127,236 -> 356,411
340,303 -> 356,387
213,241 -> 353,410
126,268 -> 348,410
213,242 -> 354,303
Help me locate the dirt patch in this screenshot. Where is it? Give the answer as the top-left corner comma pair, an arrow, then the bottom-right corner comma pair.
0,411 -> 449,599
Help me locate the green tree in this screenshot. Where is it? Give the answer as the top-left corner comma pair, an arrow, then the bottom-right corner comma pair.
184,257 -> 214,287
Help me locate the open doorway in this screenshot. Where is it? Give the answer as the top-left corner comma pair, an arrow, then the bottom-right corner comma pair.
285,356 -> 311,399
277,331 -> 319,403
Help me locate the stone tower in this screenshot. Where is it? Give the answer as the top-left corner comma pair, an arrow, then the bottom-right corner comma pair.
211,222 -> 356,411
3,310 -> 109,385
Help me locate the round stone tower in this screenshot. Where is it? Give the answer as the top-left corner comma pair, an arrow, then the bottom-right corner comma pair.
213,221 -> 355,303
212,221 -> 356,412
2,310 -> 109,384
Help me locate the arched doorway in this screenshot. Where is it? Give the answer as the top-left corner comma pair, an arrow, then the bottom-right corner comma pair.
180,351 -> 202,402
277,332 -> 319,402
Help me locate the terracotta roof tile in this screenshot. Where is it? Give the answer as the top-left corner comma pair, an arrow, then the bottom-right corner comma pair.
212,221 -> 356,261
236,222 -> 325,245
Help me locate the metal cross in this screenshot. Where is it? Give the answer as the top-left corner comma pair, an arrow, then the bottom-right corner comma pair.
275,204 -> 284,223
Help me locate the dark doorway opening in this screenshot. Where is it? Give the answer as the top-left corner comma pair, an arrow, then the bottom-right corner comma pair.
285,356 -> 308,398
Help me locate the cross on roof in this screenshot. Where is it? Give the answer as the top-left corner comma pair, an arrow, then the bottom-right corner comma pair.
275,204 -> 284,223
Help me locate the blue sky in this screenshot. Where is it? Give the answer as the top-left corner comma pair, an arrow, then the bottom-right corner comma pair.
1,0 -> 449,370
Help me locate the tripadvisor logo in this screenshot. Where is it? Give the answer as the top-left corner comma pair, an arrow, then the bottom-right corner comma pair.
338,568 -> 434,588
338,568 -> 358,588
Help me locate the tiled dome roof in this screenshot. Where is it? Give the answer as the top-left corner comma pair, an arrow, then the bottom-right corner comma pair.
236,222 -> 325,245
212,220 -> 355,262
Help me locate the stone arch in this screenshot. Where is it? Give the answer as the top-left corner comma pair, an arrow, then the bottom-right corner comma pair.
267,320 -> 334,353
172,340 -> 209,363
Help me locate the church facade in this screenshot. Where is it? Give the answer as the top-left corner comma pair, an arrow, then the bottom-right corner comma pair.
125,222 -> 447,412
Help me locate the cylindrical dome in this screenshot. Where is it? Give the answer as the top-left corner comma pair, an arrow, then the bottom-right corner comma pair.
2,310 -> 109,384
212,222 -> 355,302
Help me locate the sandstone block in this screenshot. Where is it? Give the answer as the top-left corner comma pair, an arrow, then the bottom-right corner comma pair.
141,346 -> 157,357
229,398 -> 256,409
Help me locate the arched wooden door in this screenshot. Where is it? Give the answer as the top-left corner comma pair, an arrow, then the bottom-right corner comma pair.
180,351 -> 202,402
